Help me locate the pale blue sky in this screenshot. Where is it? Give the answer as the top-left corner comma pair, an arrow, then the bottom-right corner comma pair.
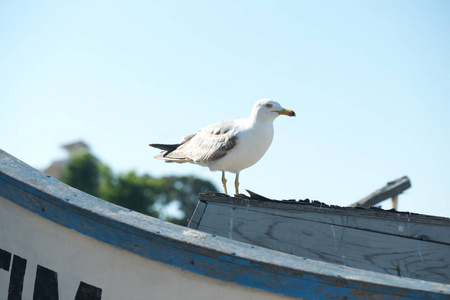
1,1 -> 449,217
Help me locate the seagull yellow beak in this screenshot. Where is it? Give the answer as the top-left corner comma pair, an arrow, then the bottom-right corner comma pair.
274,108 -> 296,117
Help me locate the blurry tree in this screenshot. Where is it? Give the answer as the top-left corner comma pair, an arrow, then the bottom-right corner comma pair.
155,176 -> 217,225
61,150 -> 100,197
60,149 -> 217,226
101,171 -> 163,218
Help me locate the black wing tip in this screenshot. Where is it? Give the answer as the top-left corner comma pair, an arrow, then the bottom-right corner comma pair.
149,143 -> 160,147
149,143 -> 182,159
149,143 -> 178,149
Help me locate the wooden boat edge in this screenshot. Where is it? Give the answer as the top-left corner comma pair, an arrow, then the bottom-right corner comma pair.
1,149 -> 449,299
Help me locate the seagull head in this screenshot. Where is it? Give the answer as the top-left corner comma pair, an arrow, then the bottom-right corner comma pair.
251,99 -> 296,121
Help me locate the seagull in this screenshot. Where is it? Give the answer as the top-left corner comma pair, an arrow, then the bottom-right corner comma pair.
149,99 -> 295,195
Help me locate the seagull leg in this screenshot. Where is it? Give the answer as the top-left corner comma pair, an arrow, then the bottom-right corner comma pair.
221,171 -> 228,194
234,173 -> 240,195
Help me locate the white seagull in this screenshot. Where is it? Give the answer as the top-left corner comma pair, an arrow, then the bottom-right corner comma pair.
149,99 -> 295,195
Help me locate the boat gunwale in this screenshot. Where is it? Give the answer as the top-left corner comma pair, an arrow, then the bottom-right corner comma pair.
1,149 -> 449,298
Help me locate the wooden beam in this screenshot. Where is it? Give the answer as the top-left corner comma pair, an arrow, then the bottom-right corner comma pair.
349,176 -> 411,208
391,195 -> 399,210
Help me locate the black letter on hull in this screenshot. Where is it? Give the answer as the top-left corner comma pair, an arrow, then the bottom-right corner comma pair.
9,255 -> 27,300
33,265 -> 59,300
75,281 -> 102,300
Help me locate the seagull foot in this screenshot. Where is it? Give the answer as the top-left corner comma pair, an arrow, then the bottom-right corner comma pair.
221,171 -> 228,194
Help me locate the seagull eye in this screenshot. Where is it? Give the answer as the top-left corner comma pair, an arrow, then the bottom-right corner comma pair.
265,104 -> 273,109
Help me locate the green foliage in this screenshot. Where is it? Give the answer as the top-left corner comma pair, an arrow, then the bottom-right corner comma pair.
101,171 -> 162,218
157,176 -> 216,222
61,151 -> 100,197
60,150 -> 217,226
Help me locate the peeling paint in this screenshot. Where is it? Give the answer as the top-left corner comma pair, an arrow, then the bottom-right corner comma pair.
183,229 -> 206,239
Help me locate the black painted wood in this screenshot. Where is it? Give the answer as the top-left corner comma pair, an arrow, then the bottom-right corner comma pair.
8,255 -> 27,300
0,249 -> 11,271
33,265 -> 59,300
75,282 -> 102,300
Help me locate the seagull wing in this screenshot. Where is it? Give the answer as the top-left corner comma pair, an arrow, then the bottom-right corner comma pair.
162,120 -> 239,164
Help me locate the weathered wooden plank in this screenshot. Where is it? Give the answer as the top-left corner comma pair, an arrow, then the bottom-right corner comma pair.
188,200 -> 207,229
350,176 -> 411,207
286,206 -> 450,245
194,194 -> 450,245
198,194 -> 449,225
195,202 -> 450,284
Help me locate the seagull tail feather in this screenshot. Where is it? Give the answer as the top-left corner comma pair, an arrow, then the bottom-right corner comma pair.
149,143 -> 189,163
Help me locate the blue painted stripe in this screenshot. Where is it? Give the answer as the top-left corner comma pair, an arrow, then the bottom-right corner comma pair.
0,149 -> 449,299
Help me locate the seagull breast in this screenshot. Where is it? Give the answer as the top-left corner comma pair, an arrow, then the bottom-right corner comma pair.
208,119 -> 274,173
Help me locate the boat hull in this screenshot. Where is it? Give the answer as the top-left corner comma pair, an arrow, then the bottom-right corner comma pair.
1,149 -> 449,299
0,196 -> 288,300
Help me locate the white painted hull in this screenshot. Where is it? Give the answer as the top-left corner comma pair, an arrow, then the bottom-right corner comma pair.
0,196 -> 286,300
0,149 -> 449,299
